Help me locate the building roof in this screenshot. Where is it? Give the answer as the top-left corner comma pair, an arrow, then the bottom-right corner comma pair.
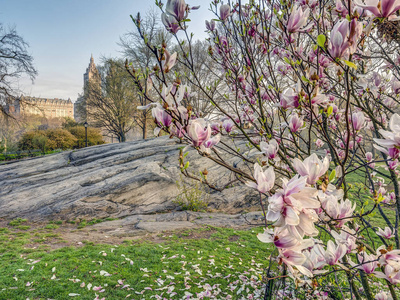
20,96 -> 73,105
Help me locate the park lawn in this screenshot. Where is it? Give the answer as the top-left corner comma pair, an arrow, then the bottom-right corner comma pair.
345,164 -> 397,248
0,165 -> 396,300
0,221 -> 270,300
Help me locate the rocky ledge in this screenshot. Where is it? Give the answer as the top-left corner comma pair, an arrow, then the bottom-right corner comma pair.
0,137 -> 259,221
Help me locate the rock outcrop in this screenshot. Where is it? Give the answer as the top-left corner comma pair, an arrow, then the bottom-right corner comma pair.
0,137 -> 259,221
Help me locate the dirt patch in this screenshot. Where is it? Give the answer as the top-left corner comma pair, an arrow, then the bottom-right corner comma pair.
0,218 -> 236,250
228,235 -> 240,242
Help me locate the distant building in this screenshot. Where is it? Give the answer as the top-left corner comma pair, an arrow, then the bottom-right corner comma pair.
74,55 -> 101,122
8,96 -> 74,119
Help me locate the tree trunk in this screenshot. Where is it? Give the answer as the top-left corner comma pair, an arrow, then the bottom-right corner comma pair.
143,114 -> 147,139
119,131 -> 126,143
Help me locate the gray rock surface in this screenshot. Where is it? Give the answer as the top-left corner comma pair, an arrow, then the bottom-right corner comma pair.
0,137 -> 259,221
89,211 -> 266,236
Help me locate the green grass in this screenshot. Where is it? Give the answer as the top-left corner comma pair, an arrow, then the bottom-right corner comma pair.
345,165 -> 397,248
0,225 -> 269,299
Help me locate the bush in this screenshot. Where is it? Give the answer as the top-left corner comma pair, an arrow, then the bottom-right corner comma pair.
32,135 -> 48,152
18,130 -> 46,150
67,126 -> 105,148
45,129 -> 77,150
173,175 -> 209,212
18,129 -> 77,151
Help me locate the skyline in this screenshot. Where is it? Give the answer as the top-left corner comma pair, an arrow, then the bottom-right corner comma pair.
1,0 -> 213,102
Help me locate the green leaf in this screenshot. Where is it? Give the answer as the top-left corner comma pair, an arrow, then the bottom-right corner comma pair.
301,76 -> 310,83
343,60 -> 357,70
183,161 -> 189,170
329,169 -> 336,182
327,106 -> 334,117
317,34 -> 326,48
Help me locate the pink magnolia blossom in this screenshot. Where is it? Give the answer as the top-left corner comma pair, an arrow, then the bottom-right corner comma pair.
356,0 -> 400,19
162,14 -> 182,34
375,264 -> 400,285
286,4 -> 312,33
328,19 -> 350,58
323,240 -> 347,266
349,252 -> 377,274
170,123 -> 185,138
257,228 -> 300,249
331,226 -> 357,254
311,94 -> 328,107
220,4 -> 231,21
374,113 -> 400,159
375,292 -> 391,300
365,152 -> 373,161
162,51 -> 178,73
266,175 -> 319,237
280,89 -> 299,109
376,227 -> 394,239
279,249 -> 307,268
246,164 -> 275,193
301,244 -> 328,276
292,153 -> 329,185
351,111 -> 366,131
203,134 -> 220,149
315,139 -> 324,148
376,246 -> 400,268
288,114 -> 304,133
205,19 -> 215,31
165,0 -> 188,22
320,191 -> 356,227
392,80 -> 400,94
349,19 -> 362,54
210,122 -> 221,134
259,139 -> 279,160
187,119 -> 211,147
222,119 -> 235,133
152,106 -> 172,127
334,0 -> 349,17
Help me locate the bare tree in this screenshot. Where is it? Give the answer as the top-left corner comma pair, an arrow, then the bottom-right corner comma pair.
172,40 -> 223,119
119,10 -> 171,139
86,59 -> 136,142
0,23 -> 37,116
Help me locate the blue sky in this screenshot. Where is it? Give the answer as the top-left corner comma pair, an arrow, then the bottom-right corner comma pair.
1,0 -> 212,101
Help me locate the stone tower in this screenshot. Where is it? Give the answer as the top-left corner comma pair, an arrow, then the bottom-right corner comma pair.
84,54 -> 100,88
74,55 -> 101,122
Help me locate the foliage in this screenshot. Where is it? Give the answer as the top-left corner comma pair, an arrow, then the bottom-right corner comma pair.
127,0 -> 400,298
67,126 -> 105,148
41,129 -> 77,151
174,175 -> 209,212
62,117 -> 79,129
18,130 -> 45,151
18,129 -> 77,151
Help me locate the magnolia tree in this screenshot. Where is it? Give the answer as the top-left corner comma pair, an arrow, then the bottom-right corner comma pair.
126,0 -> 400,298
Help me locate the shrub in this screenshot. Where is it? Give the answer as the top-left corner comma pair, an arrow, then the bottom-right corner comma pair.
18,130 -> 46,150
173,175 -> 209,212
45,128 -> 77,150
67,126 -> 105,148
32,135 -> 48,152
18,129 -> 77,151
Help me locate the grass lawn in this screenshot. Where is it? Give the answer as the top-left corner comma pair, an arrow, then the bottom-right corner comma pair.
0,164 -> 397,299
0,219 -> 270,300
